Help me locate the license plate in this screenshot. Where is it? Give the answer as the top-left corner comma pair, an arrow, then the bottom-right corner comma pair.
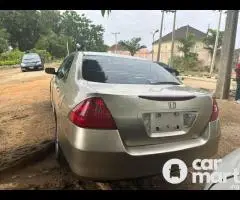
143,112 -> 184,134
152,112 -> 184,132
29,67 -> 34,69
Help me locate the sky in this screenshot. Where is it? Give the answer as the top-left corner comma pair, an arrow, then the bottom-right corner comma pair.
75,10 -> 240,50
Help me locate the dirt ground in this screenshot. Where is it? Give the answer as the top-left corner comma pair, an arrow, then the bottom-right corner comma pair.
0,67 -> 240,190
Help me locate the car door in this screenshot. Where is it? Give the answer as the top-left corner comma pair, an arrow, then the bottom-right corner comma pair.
52,57 -> 68,111
52,54 -> 75,134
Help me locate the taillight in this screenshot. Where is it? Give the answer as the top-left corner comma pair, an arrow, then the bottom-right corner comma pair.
69,97 -> 117,129
210,98 -> 219,122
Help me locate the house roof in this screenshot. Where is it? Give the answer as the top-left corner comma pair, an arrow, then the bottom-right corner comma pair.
153,25 -> 207,44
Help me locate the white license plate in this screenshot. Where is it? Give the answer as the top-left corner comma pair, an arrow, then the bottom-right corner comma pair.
143,112 -> 184,134
29,67 -> 34,69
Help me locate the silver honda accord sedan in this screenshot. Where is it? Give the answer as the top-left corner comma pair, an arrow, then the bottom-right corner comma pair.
45,51 -> 221,180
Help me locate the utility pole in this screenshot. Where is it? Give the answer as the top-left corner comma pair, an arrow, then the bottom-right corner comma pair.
209,10 -> 223,76
215,10 -> 239,99
170,10 -> 177,67
157,11 -> 165,62
186,25 -> 189,38
66,40 -> 69,56
112,32 -> 120,53
207,24 -> 210,34
151,29 -> 159,61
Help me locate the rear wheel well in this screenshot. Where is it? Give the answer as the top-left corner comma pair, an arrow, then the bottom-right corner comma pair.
53,109 -> 69,168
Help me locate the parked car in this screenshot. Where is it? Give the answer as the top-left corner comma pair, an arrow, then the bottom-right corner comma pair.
45,52 -> 220,180
20,53 -> 44,72
205,148 -> 240,190
155,61 -> 180,77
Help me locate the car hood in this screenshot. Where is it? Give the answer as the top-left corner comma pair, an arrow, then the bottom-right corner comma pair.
205,148 -> 240,190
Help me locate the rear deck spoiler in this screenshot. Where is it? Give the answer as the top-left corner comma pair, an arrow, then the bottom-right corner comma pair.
138,95 -> 196,101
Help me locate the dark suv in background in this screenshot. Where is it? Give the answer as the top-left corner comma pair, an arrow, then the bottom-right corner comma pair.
155,61 -> 180,76
20,53 -> 44,72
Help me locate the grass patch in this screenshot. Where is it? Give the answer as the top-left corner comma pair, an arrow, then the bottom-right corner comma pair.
0,65 -> 18,70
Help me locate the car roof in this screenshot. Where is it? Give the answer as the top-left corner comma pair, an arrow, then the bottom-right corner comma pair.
81,51 -> 150,61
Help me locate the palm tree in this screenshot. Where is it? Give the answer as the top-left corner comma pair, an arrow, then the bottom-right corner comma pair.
101,10 -> 111,17
119,37 -> 146,56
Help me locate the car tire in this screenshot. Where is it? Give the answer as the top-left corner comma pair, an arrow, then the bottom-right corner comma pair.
21,68 -> 26,72
55,139 -> 64,164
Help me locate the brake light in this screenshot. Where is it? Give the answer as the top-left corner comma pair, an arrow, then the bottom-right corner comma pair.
69,97 -> 117,129
210,98 -> 219,122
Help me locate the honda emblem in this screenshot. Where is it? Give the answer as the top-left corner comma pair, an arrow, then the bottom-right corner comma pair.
168,102 -> 176,109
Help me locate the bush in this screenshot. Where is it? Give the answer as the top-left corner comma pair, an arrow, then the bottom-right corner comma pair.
30,48 -> 52,63
0,49 -> 24,66
0,60 -> 18,66
0,48 -> 53,66
171,56 -> 185,71
171,55 -> 202,72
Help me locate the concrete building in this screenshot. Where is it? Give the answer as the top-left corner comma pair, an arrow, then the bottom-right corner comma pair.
108,44 -> 152,60
152,25 -> 219,68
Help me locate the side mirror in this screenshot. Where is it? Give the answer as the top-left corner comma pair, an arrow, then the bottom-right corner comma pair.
45,68 -> 56,75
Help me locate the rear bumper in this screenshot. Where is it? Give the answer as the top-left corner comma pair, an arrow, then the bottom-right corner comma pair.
59,120 -> 221,180
21,65 -> 43,70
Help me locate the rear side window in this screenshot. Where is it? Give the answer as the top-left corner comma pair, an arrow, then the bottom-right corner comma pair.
22,54 -> 41,62
81,55 -> 180,84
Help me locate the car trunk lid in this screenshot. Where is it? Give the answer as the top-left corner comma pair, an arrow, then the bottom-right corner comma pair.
85,82 -> 213,147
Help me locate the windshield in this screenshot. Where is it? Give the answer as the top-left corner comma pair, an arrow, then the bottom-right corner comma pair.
22,54 -> 41,62
81,55 -> 180,85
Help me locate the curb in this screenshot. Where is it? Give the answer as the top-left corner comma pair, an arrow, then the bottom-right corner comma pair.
182,76 -> 217,83
0,140 -> 54,175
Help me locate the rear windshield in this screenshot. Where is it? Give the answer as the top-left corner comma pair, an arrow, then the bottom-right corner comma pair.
22,54 -> 41,62
81,55 -> 180,85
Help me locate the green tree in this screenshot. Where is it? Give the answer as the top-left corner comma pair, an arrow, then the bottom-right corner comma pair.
0,10 -> 42,51
178,33 -> 197,58
35,31 -> 74,58
0,10 -> 108,55
119,37 -> 146,56
101,10 -> 111,17
176,33 -> 200,70
38,10 -> 62,35
0,28 -> 9,53
60,11 -> 107,52
202,28 -> 224,61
